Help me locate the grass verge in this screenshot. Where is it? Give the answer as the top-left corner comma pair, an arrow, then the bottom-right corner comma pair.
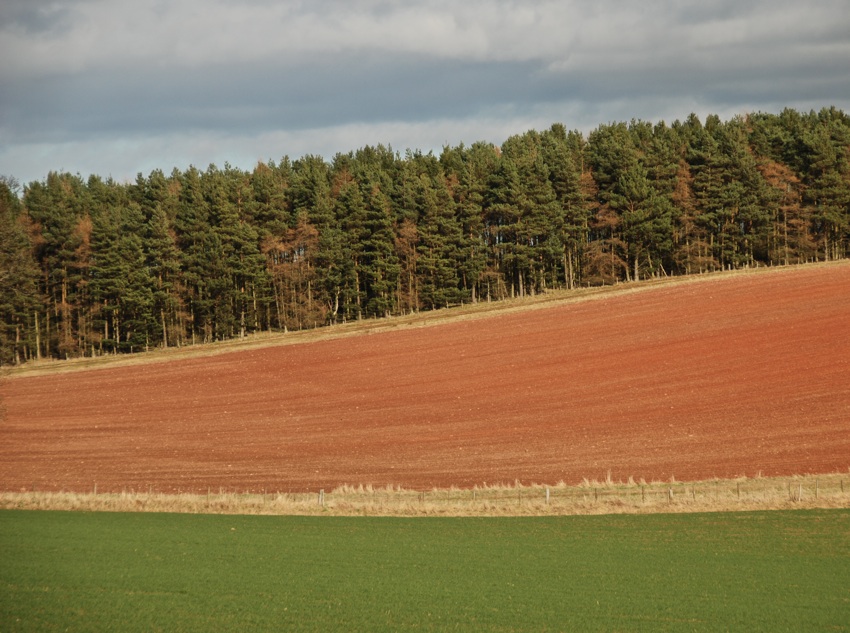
1,508 -> 848,632
2,472 -> 848,517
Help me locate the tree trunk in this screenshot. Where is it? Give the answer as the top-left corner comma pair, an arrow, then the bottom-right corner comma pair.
61,273 -> 71,352
34,311 -> 42,360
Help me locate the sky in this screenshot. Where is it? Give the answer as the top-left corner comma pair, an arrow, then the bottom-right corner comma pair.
1,0 -> 849,187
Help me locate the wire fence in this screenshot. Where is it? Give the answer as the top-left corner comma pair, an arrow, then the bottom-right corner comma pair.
314,474 -> 850,512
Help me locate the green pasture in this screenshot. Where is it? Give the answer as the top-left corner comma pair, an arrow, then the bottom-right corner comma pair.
1,509 -> 848,632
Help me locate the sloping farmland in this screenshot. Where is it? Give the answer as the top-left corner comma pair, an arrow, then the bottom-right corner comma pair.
1,263 -> 848,493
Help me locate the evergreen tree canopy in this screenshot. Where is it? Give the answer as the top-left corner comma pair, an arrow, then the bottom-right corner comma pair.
4,107 -> 848,363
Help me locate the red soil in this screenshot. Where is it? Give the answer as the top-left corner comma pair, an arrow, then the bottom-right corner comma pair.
2,264 -> 849,493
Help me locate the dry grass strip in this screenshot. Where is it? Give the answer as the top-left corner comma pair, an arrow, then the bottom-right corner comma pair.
2,473 -> 849,517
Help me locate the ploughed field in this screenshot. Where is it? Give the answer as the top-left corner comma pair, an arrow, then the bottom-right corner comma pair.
2,264 -> 849,493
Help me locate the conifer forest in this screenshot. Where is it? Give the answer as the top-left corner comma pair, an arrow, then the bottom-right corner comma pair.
1,107 -> 849,364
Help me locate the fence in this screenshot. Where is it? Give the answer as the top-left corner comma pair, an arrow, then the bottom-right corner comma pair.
308,474 -> 850,514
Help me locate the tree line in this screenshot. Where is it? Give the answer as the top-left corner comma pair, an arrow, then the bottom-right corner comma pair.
1,107 -> 849,364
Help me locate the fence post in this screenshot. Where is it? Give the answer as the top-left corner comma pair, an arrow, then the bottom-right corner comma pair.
798,483 -> 803,501
815,479 -> 819,499
736,482 -> 740,499
545,487 -> 550,505
318,489 -> 324,507
668,487 -> 673,504
641,486 -> 645,503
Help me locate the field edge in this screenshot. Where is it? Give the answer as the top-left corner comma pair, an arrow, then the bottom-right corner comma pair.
3,472 -> 848,517
5,260 -> 846,380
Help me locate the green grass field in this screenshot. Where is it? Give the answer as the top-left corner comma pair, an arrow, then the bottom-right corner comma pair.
2,509 -> 848,632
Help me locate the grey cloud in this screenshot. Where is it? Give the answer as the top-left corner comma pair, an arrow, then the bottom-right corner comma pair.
0,0 -> 84,34
673,0 -> 756,25
1,0 -> 849,185
1,53 -> 548,143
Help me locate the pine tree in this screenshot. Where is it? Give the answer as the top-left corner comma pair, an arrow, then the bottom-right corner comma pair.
757,158 -> 815,264
439,142 -> 493,301
687,116 -> 730,269
207,164 -> 269,338
89,202 -> 155,352
414,161 -> 464,309
587,123 -> 639,281
361,186 -> 400,317
146,203 -> 184,346
484,157 -> 522,294
0,178 -> 42,364
801,111 -> 850,260
333,173 -> 369,320
173,166 -> 214,343
251,160 -> 292,237
23,172 -> 90,357
541,126 -> 591,288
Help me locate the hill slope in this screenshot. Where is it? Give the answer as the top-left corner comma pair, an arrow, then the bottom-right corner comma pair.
1,264 -> 848,492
